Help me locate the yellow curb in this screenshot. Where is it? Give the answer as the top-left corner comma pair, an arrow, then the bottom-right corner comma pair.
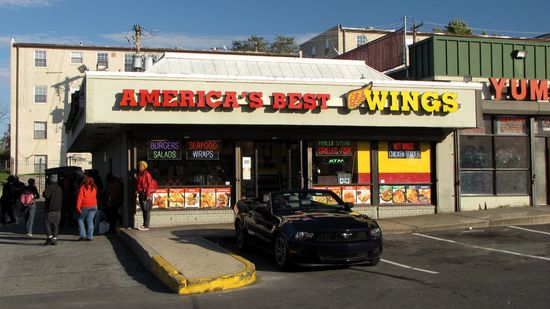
150,253 -> 256,295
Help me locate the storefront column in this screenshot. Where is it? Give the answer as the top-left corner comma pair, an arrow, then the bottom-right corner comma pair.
436,132 -> 456,213
306,142 -> 313,189
235,143 -> 242,202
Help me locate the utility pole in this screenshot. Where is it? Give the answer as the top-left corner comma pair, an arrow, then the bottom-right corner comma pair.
403,16 -> 409,79
132,24 -> 143,53
412,20 -> 424,43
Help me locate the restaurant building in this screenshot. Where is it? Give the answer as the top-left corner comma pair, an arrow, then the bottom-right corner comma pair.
65,52 -> 480,227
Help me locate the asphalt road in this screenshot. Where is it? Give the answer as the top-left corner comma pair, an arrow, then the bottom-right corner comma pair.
2,211 -> 550,309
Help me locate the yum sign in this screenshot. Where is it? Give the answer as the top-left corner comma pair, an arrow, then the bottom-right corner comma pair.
489,77 -> 549,101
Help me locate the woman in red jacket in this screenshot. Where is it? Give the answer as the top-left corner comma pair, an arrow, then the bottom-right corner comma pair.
76,175 -> 98,241
136,161 -> 153,231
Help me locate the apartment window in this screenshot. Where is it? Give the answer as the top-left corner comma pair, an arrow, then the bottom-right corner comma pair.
124,53 -> 135,71
324,39 -> 330,55
34,155 -> 47,173
71,51 -> 83,64
357,35 -> 366,46
97,52 -> 108,69
35,50 -> 47,67
34,122 -> 47,139
34,85 -> 47,103
311,46 -> 316,58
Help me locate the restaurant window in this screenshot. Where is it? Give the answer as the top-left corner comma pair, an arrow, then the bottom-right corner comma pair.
34,122 -> 47,139
378,141 -> 432,205
35,50 -> 47,67
34,85 -> 47,103
34,155 -> 47,173
311,46 -> 316,58
136,140 -> 234,209
313,141 -> 372,205
459,116 -> 530,195
70,51 -> 83,64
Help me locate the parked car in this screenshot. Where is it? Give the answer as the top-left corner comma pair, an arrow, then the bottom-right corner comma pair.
234,189 -> 383,270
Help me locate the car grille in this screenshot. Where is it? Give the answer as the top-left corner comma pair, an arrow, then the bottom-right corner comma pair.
315,231 -> 370,242
318,252 -> 368,261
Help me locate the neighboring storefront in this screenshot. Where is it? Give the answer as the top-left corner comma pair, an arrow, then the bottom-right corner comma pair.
66,52 -> 480,227
409,34 -> 550,211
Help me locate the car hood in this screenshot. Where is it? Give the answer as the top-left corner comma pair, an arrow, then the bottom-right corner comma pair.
281,211 -> 378,231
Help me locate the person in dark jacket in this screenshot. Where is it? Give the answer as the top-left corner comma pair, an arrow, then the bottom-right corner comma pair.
0,175 -> 16,225
11,176 -> 25,225
21,178 -> 40,236
43,174 -> 63,245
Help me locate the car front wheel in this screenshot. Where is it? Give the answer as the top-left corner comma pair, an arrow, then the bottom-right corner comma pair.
366,255 -> 380,266
274,235 -> 292,270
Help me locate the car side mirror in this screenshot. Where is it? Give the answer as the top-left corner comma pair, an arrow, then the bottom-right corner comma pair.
343,202 -> 354,211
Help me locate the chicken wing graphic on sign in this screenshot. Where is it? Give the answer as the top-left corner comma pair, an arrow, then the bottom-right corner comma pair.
346,82 -> 373,110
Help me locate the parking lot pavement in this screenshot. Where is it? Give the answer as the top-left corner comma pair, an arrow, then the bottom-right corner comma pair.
200,224 -> 550,309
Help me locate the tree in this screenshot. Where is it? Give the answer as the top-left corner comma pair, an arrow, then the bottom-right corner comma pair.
232,34 -> 298,54
231,35 -> 269,53
433,19 -> 473,35
269,35 -> 298,54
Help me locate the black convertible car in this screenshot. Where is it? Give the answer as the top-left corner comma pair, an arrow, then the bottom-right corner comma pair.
234,189 -> 382,270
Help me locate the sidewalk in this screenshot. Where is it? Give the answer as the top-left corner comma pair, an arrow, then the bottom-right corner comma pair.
119,206 -> 550,295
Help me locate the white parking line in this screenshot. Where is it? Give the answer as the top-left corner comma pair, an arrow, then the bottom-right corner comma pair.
414,233 -> 550,262
509,225 -> 550,236
381,259 -> 439,274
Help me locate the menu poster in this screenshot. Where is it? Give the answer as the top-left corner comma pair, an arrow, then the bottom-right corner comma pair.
216,188 -> 231,207
201,188 -> 217,207
312,186 -> 327,190
326,186 -> 341,204
388,142 -> 421,159
406,185 -> 420,204
342,186 -> 357,204
169,188 -> 185,208
152,188 -> 168,209
185,188 -> 200,208
392,185 -> 406,204
419,185 -> 431,204
356,186 -> 371,205
379,185 -> 394,204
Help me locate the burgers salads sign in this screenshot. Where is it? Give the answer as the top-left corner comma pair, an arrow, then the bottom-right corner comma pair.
117,83 -> 461,115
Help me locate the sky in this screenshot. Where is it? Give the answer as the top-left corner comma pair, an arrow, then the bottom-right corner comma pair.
0,0 -> 549,134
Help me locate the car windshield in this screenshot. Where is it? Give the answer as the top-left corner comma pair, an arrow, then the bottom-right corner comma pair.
271,190 -> 346,214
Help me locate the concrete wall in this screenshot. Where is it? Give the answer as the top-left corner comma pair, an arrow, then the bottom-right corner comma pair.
461,196 -> 531,211
436,132 -> 456,213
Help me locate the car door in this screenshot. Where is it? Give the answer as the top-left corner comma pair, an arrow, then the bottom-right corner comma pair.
248,194 -> 278,245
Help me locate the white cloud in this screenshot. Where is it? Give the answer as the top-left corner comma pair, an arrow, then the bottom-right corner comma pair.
0,0 -> 58,8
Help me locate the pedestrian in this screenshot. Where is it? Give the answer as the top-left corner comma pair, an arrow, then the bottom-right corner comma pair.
42,175 -> 63,245
12,176 -> 26,225
76,175 -> 98,241
105,173 -> 123,233
1,175 -> 17,225
20,178 -> 40,236
136,161 -> 154,231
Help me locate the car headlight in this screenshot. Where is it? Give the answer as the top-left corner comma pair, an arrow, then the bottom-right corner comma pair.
294,231 -> 314,240
369,227 -> 381,239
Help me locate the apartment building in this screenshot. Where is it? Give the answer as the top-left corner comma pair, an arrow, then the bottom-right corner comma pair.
10,41 -> 162,175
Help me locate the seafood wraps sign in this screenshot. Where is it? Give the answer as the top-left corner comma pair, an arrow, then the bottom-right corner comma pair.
148,140 -> 182,160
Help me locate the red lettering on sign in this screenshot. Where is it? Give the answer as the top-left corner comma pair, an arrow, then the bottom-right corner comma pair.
223,91 -> 239,108
179,90 -> 194,107
530,80 -> 549,101
489,77 -> 507,100
120,89 -> 137,106
206,91 -> 222,108
196,91 -> 206,108
162,90 -> 178,107
302,93 -> 316,110
139,90 -> 160,107
510,79 -> 528,100
317,94 -> 330,109
248,92 -> 263,108
287,93 -> 303,109
272,93 -> 286,109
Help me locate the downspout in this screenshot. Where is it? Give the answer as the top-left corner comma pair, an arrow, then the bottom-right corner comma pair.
14,44 -> 19,175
